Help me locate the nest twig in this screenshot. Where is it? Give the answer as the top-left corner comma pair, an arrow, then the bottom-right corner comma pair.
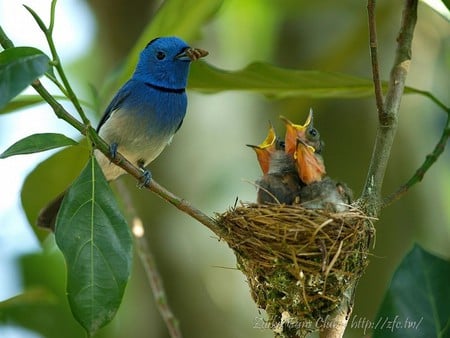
217,203 -> 375,337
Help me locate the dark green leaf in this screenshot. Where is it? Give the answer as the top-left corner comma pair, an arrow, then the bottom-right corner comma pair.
0,47 -> 50,110
188,61 -> 449,109
189,61 -> 378,98
373,244 -> 450,338
55,157 -> 132,335
445,0 -> 450,11
21,140 -> 89,242
23,5 -> 49,33
0,133 -> 77,159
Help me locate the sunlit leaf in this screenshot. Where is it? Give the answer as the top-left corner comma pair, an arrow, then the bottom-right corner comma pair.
187,61 -> 449,109
0,47 -> 50,110
0,133 -> 77,159
0,288 -> 57,310
0,95 -> 44,115
189,61 -> 377,98
55,157 -> 132,336
373,244 -> 450,338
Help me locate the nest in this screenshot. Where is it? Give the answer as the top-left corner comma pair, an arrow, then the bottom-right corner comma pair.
217,203 -> 375,337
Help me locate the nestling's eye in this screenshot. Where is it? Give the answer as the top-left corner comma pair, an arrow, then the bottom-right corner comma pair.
308,128 -> 320,140
156,51 -> 166,60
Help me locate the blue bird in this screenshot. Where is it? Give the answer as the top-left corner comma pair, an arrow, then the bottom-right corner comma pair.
37,36 -> 208,230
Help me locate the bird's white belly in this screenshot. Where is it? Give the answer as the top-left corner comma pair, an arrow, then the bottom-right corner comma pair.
94,139 -> 169,181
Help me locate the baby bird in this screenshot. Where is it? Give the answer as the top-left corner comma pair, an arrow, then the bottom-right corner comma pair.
248,125 -> 302,204
295,137 -> 352,212
281,108 -> 323,157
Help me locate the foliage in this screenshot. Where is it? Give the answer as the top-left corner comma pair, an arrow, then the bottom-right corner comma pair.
374,244 -> 450,338
0,0 -> 448,337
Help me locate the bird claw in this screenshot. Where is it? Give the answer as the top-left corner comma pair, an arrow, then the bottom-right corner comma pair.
109,143 -> 118,160
137,169 -> 152,188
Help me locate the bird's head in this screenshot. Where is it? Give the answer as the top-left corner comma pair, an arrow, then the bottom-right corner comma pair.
247,123 -> 284,174
281,108 -> 323,155
294,138 -> 326,184
134,37 -> 208,89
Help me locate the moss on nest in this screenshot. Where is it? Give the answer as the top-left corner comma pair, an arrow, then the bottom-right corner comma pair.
217,203 -> 375,337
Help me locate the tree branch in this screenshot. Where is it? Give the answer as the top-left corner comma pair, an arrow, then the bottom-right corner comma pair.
367,0 -> 385,119
361,0 -> 418,215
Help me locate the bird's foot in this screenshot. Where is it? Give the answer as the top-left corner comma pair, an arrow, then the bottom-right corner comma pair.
109,142 -> 118,161
137,166 -> 152,188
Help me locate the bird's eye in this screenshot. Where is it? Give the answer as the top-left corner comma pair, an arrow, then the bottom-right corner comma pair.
308,128 -> 319,140
156,51 -> 166,60
307,128 -> 320,141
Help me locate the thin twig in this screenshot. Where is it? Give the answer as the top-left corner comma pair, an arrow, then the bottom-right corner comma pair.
361,0 -> 418,215
116,181 -> 183,338
382,115 -> 450,207
24,0 -> 90,125
367,0 -> 385,119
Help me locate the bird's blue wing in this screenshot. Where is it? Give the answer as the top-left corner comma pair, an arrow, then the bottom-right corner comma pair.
96,81 -> 132,132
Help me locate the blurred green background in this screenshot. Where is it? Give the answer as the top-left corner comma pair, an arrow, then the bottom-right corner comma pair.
0,0 -> 449,337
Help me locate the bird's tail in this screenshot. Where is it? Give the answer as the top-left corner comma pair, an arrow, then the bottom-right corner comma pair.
36,191 -> 66,231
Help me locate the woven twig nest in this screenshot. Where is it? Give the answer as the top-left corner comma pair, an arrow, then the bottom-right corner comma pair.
217,202 -> 375,336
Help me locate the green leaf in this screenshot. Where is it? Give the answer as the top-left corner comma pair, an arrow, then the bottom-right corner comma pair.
189,61 -> 378,98
0,94 -> 44,115
0,94 -> 95,115
55,156 -> 132,335
0,287 -> 57,310
0,245 -> 87,338
188,61 -> 450,109
373,244 -> 450,338
116,0 -> 223,86
0,133 -> 78,159
0,47 -> 50,110
21,140 -> 89,242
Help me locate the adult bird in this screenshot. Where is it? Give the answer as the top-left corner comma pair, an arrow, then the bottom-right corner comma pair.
37,37 -> 208,230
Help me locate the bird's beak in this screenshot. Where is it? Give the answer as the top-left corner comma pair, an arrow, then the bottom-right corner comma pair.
247,124 -> 278,174
175,47 -> 209,61
294,137 -> 326,184
280,108 -> 314,155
